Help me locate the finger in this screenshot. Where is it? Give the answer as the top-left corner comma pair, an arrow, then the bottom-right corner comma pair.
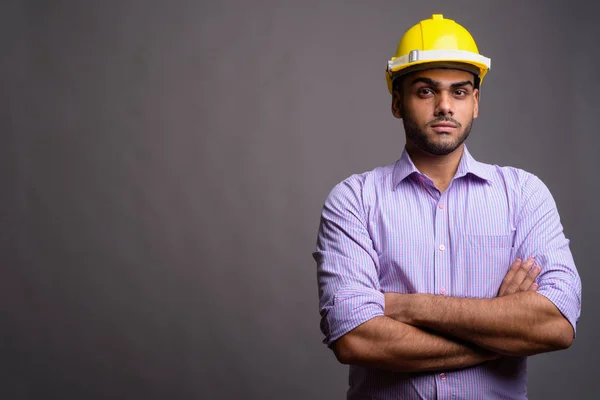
505,258 -> 535,294
505,258 -> 533,294
498,259 -> 520,296
519,265 -> 541,292
502,259 -> 522,284
498,259 -> 522,296
528,282 -> 539,292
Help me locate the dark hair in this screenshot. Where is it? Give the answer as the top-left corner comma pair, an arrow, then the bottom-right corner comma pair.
392,76 -> 405,93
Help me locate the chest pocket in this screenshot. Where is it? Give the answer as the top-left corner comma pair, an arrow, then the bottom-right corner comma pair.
466,234 -> 513,248
457,233 -> 514,298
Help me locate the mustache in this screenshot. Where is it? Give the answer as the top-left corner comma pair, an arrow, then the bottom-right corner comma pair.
426,117 -> 462,128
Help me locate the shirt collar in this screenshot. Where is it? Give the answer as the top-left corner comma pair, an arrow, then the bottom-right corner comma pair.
454,146 -> 493,182
392,149 -> 420,187
392,145 -> 492,190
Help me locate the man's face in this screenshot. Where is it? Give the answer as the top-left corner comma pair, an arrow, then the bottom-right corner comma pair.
391,68 -> 480,156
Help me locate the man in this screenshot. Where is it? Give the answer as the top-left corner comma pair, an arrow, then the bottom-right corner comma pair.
313,14 -> 582,399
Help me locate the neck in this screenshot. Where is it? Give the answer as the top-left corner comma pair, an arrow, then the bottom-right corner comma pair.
405,142 -> 465,192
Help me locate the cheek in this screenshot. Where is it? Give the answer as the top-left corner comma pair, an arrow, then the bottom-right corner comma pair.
457,101 -> 477,119
404,101 -> 433,122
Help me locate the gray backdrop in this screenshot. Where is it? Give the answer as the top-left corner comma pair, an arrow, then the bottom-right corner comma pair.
1,1 -> 597,399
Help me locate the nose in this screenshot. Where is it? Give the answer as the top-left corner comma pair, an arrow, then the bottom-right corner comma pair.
435,91 -> 454,116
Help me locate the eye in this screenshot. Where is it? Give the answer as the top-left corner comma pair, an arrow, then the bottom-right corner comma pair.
454,89 -> 468,96
417,88 -> 434,96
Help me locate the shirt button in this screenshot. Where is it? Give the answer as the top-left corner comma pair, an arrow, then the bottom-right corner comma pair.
439,244 -> 446,251
440,373 -> 446,380
440,289 -> 446,295
439,203 -> 444,209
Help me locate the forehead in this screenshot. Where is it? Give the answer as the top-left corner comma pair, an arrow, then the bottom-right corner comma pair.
407,68 -> 475,85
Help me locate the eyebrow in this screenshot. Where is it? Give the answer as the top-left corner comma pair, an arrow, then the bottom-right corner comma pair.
410,77 -> 474,89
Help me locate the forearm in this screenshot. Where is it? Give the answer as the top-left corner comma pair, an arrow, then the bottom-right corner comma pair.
386,292 -> 573,356
333,316 -> 497,373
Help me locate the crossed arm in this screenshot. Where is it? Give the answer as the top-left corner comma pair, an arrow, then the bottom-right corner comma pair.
317,175 -> 581,374
383,281 -> 573,357
333,258 -> 573,372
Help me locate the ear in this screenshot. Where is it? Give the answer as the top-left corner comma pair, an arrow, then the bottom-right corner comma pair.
473,88 -> 480,119
391,90 -> 403,119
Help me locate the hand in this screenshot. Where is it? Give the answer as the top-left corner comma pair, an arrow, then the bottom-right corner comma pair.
384,292 -> 411,323
497,258 -> 541,297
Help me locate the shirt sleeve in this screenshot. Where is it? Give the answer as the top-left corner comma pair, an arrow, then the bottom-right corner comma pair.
312,176 -> 384,347
514,174 -> 582,335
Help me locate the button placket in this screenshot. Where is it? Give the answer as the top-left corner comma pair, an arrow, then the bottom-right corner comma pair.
434,192 -> 449,299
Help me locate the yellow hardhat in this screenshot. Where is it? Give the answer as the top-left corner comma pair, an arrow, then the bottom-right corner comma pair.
386,14 -> 491,93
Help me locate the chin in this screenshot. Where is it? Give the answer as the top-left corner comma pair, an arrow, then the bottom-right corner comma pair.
422,141 -> 463,156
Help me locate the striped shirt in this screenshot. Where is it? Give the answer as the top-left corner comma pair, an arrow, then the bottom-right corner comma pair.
313,146 -> 581,400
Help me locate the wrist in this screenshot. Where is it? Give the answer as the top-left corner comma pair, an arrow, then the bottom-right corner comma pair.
384,293 -> 436,325
406,293 -> 430,326
384,293 -> 413,322
383,292 -> 400,320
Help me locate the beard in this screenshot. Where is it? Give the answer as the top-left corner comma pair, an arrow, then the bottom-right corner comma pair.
402,110 -> 473,156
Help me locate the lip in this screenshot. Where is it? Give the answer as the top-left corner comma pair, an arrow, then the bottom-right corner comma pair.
430,123 -> 457,128
430,124 -> 457,133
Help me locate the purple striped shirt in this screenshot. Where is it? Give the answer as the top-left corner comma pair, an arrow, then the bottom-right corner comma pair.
313,146 -> 581,399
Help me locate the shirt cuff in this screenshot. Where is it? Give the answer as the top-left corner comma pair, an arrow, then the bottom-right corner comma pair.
321,286 -> 385,346
537,281 -> 581,336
